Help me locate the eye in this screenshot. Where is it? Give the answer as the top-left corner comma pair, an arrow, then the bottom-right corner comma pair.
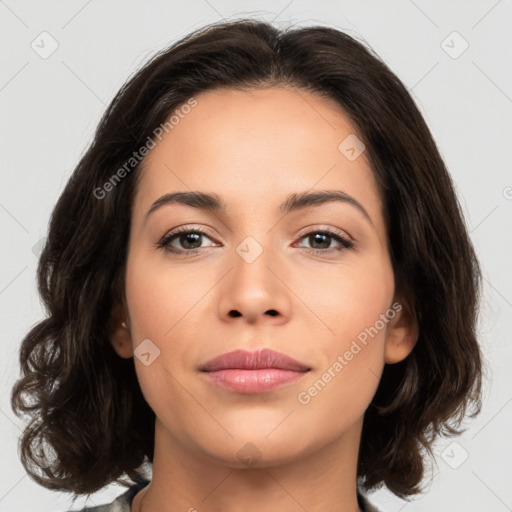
156,226 -> 217,255
294,229 -> 354,254
155,226 -> 354,257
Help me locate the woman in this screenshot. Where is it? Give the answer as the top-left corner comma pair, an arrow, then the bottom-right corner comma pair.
11,18 -> 482,512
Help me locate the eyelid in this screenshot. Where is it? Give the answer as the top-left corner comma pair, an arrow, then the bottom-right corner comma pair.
164,224 -> 218,240
295,224 -> 353,242
161,224 -> 352,242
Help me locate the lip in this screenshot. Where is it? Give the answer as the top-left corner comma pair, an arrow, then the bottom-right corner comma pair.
199,348 -> 311,394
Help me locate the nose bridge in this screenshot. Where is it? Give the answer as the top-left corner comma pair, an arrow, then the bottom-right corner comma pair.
219,230 -> 290,323
232,232 -> 278,297
229,208 -> 278,272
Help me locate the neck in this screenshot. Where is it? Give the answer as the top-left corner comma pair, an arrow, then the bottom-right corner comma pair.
134,417 -> 365,512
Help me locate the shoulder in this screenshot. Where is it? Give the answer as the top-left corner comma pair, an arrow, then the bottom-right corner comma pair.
62,478 -> 150,512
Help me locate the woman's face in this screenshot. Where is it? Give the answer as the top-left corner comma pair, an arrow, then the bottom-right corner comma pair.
114,86 -> 416,467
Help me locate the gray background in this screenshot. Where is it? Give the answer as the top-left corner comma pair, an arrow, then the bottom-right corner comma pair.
1,1 -> 511,511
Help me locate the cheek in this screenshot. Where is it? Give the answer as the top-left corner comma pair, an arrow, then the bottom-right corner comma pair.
295,254 -> 395,405
125,248 -> 209,341
294,287 -> 393,439
299,251 -> 395,348
123,248 -> 211,416
124,263 -> 195,437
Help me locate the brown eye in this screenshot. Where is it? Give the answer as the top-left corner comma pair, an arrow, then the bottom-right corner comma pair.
295,229 -> 354,253
156,227 -> 217,255
173,231 -> 203,250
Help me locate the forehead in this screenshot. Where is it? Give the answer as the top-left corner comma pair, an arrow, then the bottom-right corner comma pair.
133,86 -> 383,228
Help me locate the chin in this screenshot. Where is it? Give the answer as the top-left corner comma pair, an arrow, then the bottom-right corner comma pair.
192,429 -> 319,470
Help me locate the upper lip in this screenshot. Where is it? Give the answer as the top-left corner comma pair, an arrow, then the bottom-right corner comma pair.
199,348 -> 311,372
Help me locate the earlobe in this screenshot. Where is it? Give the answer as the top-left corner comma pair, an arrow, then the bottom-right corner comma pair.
109,302 -> 134,359
384,300 -> 419,364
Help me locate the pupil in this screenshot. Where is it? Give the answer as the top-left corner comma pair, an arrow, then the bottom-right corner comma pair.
182,233 -> 201,249
311,233 -> 329,249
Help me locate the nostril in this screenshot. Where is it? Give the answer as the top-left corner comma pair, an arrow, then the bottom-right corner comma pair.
227,310 -> 278,317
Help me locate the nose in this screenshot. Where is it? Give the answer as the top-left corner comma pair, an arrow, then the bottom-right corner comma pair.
218,241 -> 292,325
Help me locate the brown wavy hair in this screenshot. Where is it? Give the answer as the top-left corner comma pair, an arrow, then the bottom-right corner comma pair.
11,18 -> 483,502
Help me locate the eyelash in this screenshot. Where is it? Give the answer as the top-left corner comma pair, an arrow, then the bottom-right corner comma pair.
155,226 -> 354,256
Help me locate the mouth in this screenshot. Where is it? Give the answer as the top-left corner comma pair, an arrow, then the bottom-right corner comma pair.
199,348 -> 311,394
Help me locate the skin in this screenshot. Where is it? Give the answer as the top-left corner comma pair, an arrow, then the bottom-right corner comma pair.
110,86 -> 418,512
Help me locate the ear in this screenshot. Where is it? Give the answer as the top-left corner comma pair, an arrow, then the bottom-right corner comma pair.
109,300 -> 134,359
384,295 -> 419,364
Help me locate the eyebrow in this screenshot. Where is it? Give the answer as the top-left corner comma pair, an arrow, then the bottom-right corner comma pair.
144,190 -> 374,227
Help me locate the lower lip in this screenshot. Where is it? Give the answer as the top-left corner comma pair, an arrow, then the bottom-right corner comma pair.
202,369 -> 309,394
